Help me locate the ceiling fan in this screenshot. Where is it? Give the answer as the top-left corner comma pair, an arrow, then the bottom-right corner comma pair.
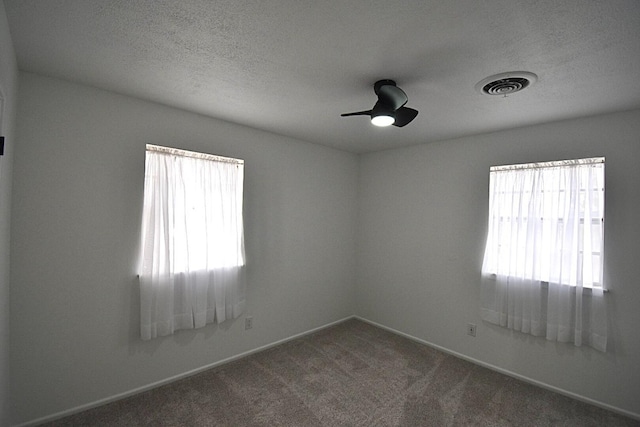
341,80 -> 419,127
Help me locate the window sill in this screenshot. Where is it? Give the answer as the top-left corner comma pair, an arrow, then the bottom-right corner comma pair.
486,274 -> 609,293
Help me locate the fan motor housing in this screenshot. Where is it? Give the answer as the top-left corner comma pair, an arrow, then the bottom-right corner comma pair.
374,79 -> 397,94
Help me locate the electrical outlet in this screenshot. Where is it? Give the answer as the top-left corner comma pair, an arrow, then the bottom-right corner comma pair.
245,316 -> 253,330
467,323 -> 477,337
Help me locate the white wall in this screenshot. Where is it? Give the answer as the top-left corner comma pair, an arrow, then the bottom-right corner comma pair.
0,1 -> 18,425
9,71 -> 640,424
9,73 -> 358,425
356,109 -> 640,417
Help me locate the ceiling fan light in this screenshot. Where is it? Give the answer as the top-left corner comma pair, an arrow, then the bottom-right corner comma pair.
371,114 -> 395,127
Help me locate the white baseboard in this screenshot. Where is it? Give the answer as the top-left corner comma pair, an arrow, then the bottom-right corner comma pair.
14,314 -> 639,425
354,315 -> 640,422
13,316 -> 354,427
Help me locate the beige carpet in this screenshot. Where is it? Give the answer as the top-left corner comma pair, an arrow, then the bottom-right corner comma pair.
44,319 -> 638,426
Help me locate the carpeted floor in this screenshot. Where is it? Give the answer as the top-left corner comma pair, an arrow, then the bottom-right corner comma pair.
44,319 -> 639,426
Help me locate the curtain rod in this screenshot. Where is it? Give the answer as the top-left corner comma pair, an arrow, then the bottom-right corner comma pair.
491,157 -> 604,172
146,144 -> 244,165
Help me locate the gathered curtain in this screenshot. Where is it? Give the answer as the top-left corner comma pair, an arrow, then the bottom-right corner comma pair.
480,158 -> 607,351
139,145 -> 246,340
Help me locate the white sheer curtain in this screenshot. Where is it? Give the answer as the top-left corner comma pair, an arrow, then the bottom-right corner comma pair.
139,145 -> 246,340
480,158 -> 607,351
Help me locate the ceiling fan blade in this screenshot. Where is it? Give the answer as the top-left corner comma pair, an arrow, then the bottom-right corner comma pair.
341,110 -> 372,117
377,84 -> 408,110
393,107 -> 418,127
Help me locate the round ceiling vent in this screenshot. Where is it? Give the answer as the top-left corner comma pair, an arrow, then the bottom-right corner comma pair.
475,71 -> 537,96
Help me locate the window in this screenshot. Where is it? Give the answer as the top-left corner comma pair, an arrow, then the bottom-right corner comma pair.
483,158 -> 605,289
480,157 -> 608,351
138,145 -> 246,340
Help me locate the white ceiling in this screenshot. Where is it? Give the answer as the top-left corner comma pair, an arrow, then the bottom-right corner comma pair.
5,0 -> 640,153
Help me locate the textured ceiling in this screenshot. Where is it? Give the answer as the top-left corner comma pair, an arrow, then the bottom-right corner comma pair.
5,0 -> 640,153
